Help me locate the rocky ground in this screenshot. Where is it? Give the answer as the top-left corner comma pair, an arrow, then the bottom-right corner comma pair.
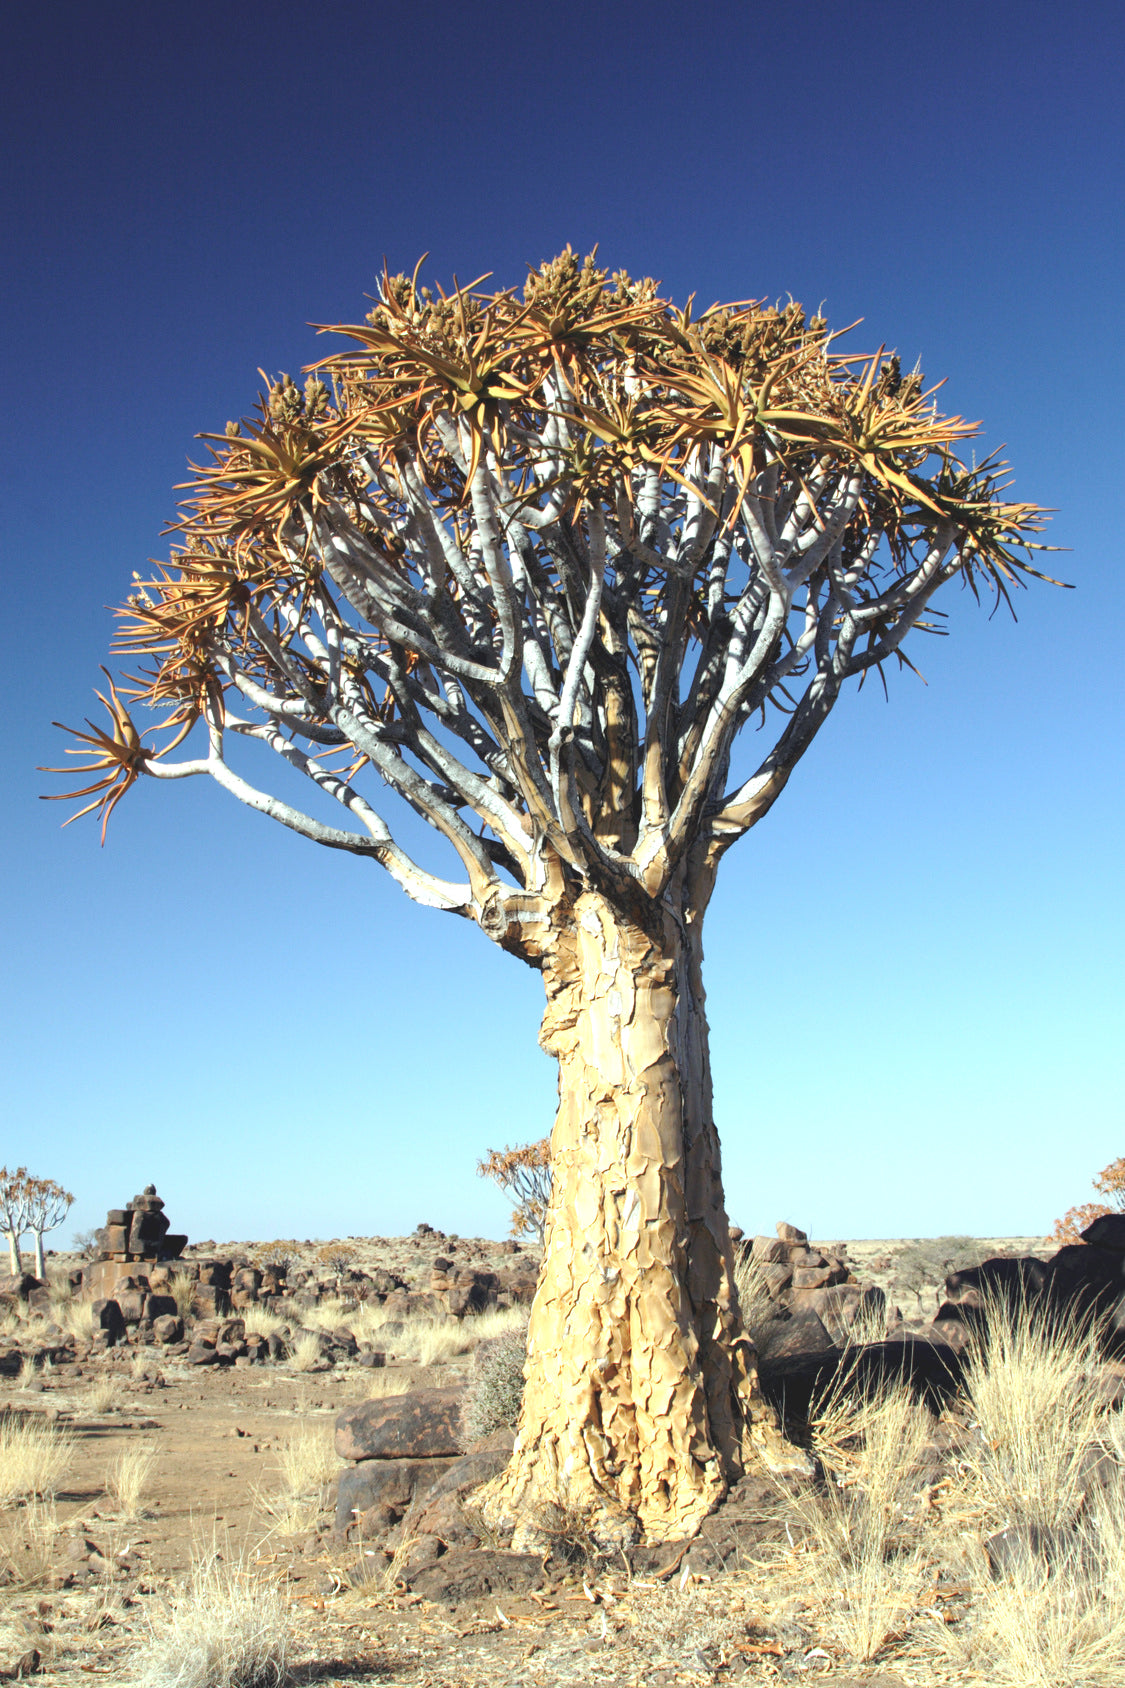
2,1225 -> 1107,1688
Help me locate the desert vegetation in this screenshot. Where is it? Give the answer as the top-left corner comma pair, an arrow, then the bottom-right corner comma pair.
4,1214 -> 1124,1685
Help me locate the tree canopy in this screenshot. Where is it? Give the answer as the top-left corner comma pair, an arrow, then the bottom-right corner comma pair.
47,249 -> 1053,954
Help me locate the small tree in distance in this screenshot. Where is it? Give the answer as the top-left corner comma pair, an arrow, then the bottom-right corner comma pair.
46,249 -> 1057,1543
0,1168 -> 32,1276
1053,1157 -> 1125,1246
26,1177 -> 75,1279
478,1139 -> 553,1244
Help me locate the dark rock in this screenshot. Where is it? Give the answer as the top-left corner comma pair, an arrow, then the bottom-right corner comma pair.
335,1457 -> 457,1536
1082,1214 -> 1125,1251
0,1273 -> 42,1309
91,1298 -> 125,1344
984,1522 -> 1078,1579
944,1256 -> 1051,1306
330,1326 -> 358,1356
336,1387 -> 463,1462
152,1314 -> 184,1345
357,1350 -> 386,1368
405,1547 -> 543,1603
761,1337 -> 963,1422
761,1310 -> 835,1361
776,1222 -> 807,1245
144,1294 -> 178,1322
750,1237 -> 788,1264
186,1344 -> 218,1366
402,1446 -> 512,1546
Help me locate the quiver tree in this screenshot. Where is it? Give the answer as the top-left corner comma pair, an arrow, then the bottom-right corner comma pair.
0,1167 -> 33,1276
46,249 -> 1056,1543
478,1138 -> 553,1244
26,1178 -> 75,1279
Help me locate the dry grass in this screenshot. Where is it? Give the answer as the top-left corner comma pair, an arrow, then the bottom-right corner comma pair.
0,1413 -> 74,1502
132,1549 -> 291,1688
365,1366 -> 426,1398
796,1376 -> 934,1663
17,1353 -> 40,1389
105,1442 -> 157,1518
86,1374 -> 120,1415
958,1291 -> 1104,1533
58,1297 -> 96,1342
296,1298 -> 355,1334
241,1304 -> 286,1340
286,1331 -> 322,1373
168,1272 -> 197,1320
0,1498 -> 59,1592
260,1424 -> 340,1538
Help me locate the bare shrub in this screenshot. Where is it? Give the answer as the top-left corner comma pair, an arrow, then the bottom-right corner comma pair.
461,1324 -> 527,1445
133,1551 -> 291,1688
628,1580 -> 741,1666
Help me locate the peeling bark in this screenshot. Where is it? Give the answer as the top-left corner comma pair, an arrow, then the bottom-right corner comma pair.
482,884 -> 785,1546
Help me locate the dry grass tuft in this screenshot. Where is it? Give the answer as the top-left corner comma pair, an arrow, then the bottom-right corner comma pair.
241,1305 -> 286,1340
365,1366 -> 425,1399
0,1498 -> 59,1592
17,1353 -> 40,1389
0,1413 -> 73,1502
133,1550 -> 291,1688
261,1424 -> 340,1537
296,1298 -> 354,1335
86,1374 -> 120,1415
168,1272 -> 198,1320
106,1442 -> 157,1519
796,1376 -> 935,1663
58,1298 -> 96,1342
286,1331 -> 322,1373
959,1291 -> 1104,1533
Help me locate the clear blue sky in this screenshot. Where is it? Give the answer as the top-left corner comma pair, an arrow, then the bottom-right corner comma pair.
2,0 -> 1121,1248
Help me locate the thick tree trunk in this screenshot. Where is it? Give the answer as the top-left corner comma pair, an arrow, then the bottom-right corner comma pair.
32,1234 -> 46,1281
5,1232 -> 21,1276
482,884 -> 788,1547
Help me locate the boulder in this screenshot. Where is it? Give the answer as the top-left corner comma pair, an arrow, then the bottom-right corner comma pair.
750,1236 -> 788,1264
762,1309 -> 835,1361
336,1387 -> 464,1462
776,1221 -> 808,1245
1082,1214 -> 1125,1251
335,1456 -> 457,1537
91,1298 -> 126,1344
152,1314 -> 183,1345
0,1273 -> 42,1310
405,1548 -> 543,1603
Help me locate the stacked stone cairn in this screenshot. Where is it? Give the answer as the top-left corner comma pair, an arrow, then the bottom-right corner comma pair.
735,1220 -> 886,1346
72,1210 -> 538,1369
